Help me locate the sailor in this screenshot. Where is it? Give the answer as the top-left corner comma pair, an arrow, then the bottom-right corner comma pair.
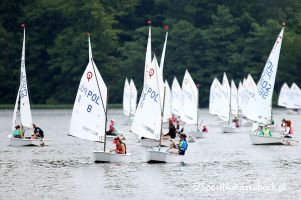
232,117 -> 240,128
111,137 -> 126,154
262,126 -> 272,137
170,133 -> 188,155
175,120 -> 184,135
170,114 -> 177,124
106,119 -> 118,136
32,124 -> 44,139
202,124 -> 208,132
12,125 -> 23,138
163,120 -> 177,139
283,120 -> 293,138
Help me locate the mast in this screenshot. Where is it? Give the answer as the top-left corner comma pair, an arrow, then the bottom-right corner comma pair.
228,80 -> 232,127
129,81 -> 131,121
159,86 -> 166,151
196,84 -> 200,131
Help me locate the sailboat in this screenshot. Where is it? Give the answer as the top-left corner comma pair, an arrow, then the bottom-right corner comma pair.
123,78 -> 137,119
181,70 -> 203,138
278,82 -> 301,114
9,25 -> 51,147
69,35 -> 130,162
278,82 -> 290,108
287,83 -> 301,113
249,25 -> 297,145
220,74 -> 241,133
138,60 -> 184,163
123,78 -> 131,117
209,78 -> 222,117
129,79 -> 138,116
171,77 -> 183,117
131,57 -> 171,147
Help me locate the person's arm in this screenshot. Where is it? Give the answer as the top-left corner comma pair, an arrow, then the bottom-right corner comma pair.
115,144 -> 125,154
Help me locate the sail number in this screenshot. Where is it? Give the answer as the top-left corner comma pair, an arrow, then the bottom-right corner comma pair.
87,105 -> 92,112
139,84 -> 159,108
78,84 -> 101,105
258,61 -> 273,99
258,80 -> 271,99
183,90 -> 192,100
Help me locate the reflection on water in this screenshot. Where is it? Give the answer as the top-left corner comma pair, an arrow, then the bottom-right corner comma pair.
0,109 -> 301,199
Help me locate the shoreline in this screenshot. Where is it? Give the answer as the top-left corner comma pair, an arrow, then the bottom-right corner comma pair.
0,104 -> 123,109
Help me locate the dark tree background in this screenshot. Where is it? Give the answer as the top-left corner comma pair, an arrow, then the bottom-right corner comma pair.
1,0 -> 301,107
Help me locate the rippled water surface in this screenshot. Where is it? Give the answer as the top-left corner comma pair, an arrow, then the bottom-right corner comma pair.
0,109 -> 301,200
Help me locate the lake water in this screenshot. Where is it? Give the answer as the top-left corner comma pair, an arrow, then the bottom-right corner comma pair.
0,109 -> 301,200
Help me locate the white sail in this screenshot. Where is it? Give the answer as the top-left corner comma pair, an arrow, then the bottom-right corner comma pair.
209,78 -> 222,116
219,73 -> 231,122
237,81 -> 243,113
288,83 -> 301,109
159,31 -> 168,73
131,58 -> 162,140
231,80 -> 238,116
277,82 -> 290,107
12,86 -> 20,132
153,55 -> 165,110
181,70 -> 198,124
19,27 -> 33,128
163,80 -> 172,122
129,79 -> 137,115
123,78 -> 131,116
171,77 -> 183,116
144,26 -> 152,85
69,36 -> 107,142
250,27 -> 284,125
242,74 -> 258,119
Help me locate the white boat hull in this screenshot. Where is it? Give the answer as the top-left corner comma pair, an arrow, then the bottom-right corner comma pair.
249,134 -> 283,145
106,134 -> 126,141
241,120 -> 252,127
221,126 -> 241,133
145,150 -> 184,163
9,136 -> 51,147
93,151 -> 130,163
140,138 -> 171,147
249,134 -> 298,145
188,130 -> 205,138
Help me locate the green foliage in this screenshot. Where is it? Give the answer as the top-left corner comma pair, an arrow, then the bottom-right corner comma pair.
0,0 -> 301,107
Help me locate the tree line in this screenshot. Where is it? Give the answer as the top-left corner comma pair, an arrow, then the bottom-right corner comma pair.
0,0 -> 301,107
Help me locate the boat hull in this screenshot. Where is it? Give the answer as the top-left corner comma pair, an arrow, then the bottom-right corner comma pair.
145,150 -> 184,163
93,151 -> 130,163
188,130 -> 205,138
9,136 -> 51,147
140,138 -> 171,147
221,126 -> 241,133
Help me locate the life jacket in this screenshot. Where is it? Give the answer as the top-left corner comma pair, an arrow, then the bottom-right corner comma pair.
262,128 -> 271,137
109,124 -> 116,132
179,140 -> 188,151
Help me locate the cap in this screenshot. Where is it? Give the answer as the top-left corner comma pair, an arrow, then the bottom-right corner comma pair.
112,137 -> 119,144
202,124 -> 206,127
180,132 -> 187,138
111,119 -> 115,122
